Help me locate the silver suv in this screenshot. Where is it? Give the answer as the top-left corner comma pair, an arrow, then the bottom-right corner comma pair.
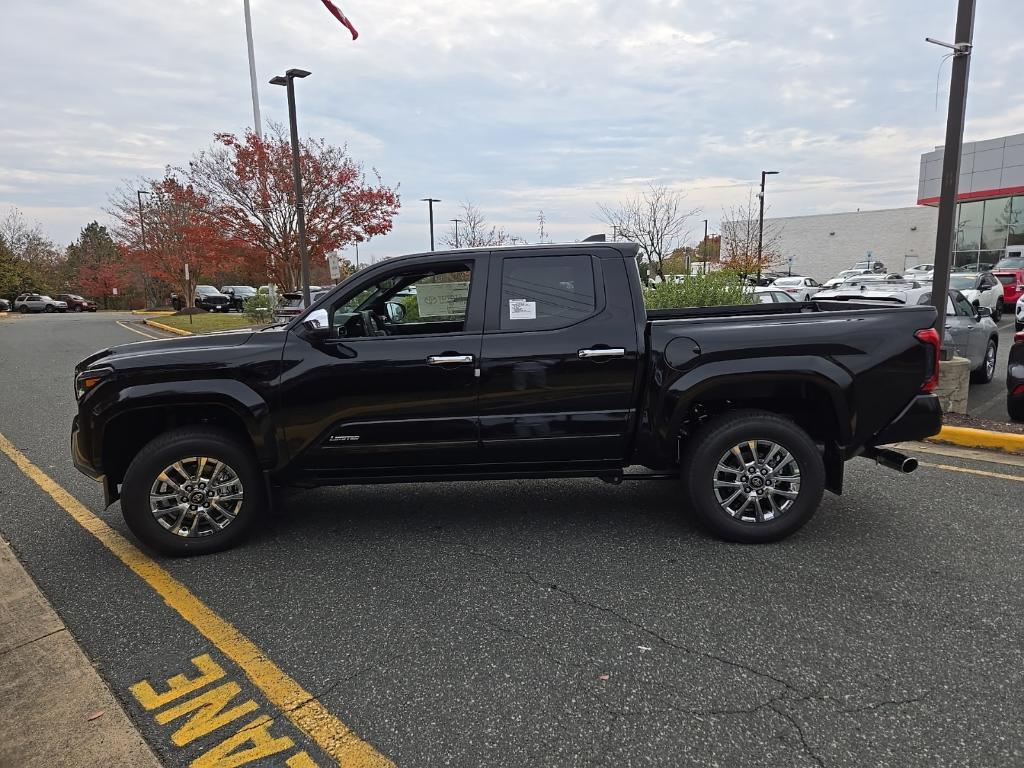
13,293 -> 68,313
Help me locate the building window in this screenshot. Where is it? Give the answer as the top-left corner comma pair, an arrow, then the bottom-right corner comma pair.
955,200 -> 983,252
1009,196 -> 1024,247
981,197 -> 1011,251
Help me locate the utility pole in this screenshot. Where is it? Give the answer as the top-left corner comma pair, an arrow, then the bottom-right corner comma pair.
927,0 -> 975,350
702,218 -> 708,275
757,170 -> 779,282
421,198 -> 440,250
270,68 -> 312,306
450,218 -> 462,249
136,190 -> 151,308
243,0 -> 262,139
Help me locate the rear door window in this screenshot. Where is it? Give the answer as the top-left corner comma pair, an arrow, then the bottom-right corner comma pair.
499,254 -> 597,331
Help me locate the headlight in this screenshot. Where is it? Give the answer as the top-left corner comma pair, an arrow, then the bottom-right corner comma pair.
75,368 -> 112,400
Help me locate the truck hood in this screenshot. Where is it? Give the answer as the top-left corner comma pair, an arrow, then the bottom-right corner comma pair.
75,329 -> 256,374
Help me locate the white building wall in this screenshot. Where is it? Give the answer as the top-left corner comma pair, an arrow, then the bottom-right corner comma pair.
762,206 -> 938,281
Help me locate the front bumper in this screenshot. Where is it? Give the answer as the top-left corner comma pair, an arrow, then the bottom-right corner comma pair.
869,394 -> 943,446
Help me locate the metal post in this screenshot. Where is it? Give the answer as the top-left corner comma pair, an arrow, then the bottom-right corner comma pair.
757,170 -> 779,282
243,0 -> 262,139
702,219 -> 708,275
136,190 -> 150,308
421,198 -> 440,250
272,70 -> 312,306
451,219 -> 462,249
929,0 -> 975,350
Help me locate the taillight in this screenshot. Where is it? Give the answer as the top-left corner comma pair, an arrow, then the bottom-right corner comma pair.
1015,331 -> 1024,345
915,328 -> 941,393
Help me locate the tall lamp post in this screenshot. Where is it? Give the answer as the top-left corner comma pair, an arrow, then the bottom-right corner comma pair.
136,190 -> 151,308
450,218 -> 463,249
702,218 -> 708,275
421,198 -> 441,251
927,0 -> 975,349
757,170 -> 779,282
270,68 -> 312,306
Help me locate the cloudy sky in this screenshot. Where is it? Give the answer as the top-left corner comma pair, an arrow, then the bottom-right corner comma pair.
3,0 -> 1023,262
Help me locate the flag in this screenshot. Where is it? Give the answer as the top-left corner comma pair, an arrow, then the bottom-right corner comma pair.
320,0 -> 359,40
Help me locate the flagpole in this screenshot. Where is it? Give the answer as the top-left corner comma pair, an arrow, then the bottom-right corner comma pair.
243,0 -> 262,138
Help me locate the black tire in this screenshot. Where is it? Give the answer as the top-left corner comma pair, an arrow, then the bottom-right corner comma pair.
994,299 -> 1003,322
1009,397 -> 1024,422
970,338 -> 997,384
121,426 -> 265,556
44,304 -> 55,313
73,305 -> 82,312
1017,321 -> 1023,333
18,305 -> 28,314
680,410 -> 825,543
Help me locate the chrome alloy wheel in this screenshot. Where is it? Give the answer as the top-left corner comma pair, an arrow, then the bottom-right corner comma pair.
149,457 -> 243,537
713,440 -> 801,523
985,343 -> 996,379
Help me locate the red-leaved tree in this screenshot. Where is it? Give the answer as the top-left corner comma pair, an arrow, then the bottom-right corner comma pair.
187,125 -> 400,290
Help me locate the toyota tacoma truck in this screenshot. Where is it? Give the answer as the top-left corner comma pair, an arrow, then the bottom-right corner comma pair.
72,243 -> 942,555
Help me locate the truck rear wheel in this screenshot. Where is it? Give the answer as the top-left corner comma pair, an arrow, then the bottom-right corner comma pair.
680,410 -> 824,543
120,426 -> 265,556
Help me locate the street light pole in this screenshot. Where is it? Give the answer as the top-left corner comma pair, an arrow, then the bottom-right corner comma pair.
450,219 -> 462,249
421,198 -> 440,251
757,170 -> 779,282
243,0 -> 262,139
270,68 -> 312,306
927,0 -> 975,350
702,219 -> 708,275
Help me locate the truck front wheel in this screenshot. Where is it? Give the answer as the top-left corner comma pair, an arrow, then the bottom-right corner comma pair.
681,410 -> 825,543
120,426 -> 265,556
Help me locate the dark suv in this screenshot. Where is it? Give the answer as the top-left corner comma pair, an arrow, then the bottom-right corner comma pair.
55,294 -> 98,312
193,285 -> 231,312
219,285 -> 257,312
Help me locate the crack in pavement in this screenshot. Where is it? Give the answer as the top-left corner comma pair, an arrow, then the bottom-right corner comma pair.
0,627 -> 66,658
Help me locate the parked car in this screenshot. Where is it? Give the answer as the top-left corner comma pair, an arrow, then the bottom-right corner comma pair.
54,293 -> 98,312
823,268 -> 874,287
993,257 -> 1024,316
851,260 -> 886,274
770,276 -> 822,301
274,292 -> 305,320
1016,294 -> 1024,332
0,298 -> 9,312
814,281 -> 932,306
903,263 -> 934,279
1008,330 -> 1024,421
751,288 -> 797,304
193,285 -> 231,312
219,285 -> 257,312
942,291 -> 1000,383
946,272 -> 1003,321
72,242 -> 943,556
14,293 -> 68,313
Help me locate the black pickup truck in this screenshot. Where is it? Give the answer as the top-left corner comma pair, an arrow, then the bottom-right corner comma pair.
73,243 -> 942,555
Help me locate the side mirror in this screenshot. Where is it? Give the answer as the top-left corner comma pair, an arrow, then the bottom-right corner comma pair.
977,306 -> 992,318
385,301 -> 406,322
302,308 -> 330,337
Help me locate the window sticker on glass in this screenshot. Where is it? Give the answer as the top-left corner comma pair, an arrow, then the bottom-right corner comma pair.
508,299 -> 536,320
415,281 -> 470,319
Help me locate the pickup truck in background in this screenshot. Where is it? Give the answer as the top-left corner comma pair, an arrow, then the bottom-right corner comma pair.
72,243 -> 942,555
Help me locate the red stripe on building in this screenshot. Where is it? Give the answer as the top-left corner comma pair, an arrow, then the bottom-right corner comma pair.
918,185 -> 1024,206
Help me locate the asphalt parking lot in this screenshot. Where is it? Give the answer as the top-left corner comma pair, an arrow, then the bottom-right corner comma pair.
1,311 -> 1023,767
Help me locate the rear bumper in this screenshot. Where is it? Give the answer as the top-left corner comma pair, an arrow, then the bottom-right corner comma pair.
869,394 -> 943,446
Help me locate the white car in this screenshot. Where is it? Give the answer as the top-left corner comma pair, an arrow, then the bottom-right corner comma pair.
947,272 -> 1003,321
903,263 -> 934,279
770,276 -> 822,301
1016,294 -> 1023,332
814,281 -> 932,306
822,269 -> 873,288
13,293 -> 68,313
749,287 -> 798,304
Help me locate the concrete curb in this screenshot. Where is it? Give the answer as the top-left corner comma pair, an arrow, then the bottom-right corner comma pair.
0,536 -> 161,768
928,425 -> 1024,455
143,318 -> 192,336
131,309 -> 175,316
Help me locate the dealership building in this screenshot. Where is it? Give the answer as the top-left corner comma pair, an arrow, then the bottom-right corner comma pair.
765,131 -> 1024,280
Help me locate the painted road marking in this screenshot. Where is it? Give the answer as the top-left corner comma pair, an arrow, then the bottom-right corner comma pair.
116,319 -> 162,340
0,432 -> 393,768
131,653 -> 321,766
918,461 -> 1023,483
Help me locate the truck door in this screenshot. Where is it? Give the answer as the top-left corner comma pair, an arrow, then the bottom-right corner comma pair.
476,250 -> 640,464
277,256 -> 487,476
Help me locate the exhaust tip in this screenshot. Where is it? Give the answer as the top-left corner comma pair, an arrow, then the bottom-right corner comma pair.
901,457 -> 918,473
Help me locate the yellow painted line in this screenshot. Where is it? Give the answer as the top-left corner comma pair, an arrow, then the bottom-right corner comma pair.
919,461 -> 1024,483
928,425 -> 1024,455
0,432 -> 393,768
144,318 -> 193,336
116,320 -> 162,340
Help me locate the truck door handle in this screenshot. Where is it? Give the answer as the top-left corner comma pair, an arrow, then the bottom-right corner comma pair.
578,348 -> 626,359
427,354 -> 474,365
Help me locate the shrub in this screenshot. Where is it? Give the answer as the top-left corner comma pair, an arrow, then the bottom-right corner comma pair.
643,271 -> 754,309
243,293 -> 275,324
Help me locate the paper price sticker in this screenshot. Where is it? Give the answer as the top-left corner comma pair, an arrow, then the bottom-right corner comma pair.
508,299 -> 536,320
